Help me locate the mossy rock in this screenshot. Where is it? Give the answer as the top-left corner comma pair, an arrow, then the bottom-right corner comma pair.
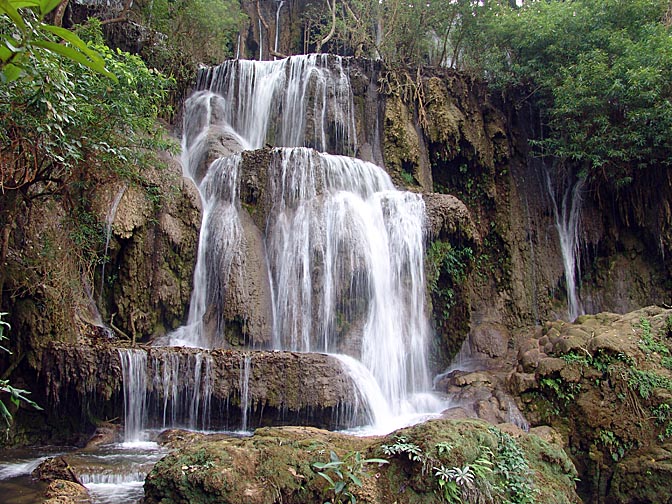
144,419 -> 579,504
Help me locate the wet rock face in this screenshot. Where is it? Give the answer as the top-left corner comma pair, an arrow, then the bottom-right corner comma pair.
34,341 -> 362,443
506,306 -> 672,503
90,152 -> 202,341
144,419 -> 580,504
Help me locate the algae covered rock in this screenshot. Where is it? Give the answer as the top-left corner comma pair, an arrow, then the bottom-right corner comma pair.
518,306 -> 672,503
144,418 -> 579,504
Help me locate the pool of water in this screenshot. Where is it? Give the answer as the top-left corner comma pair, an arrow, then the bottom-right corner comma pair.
0,440 -> 166,504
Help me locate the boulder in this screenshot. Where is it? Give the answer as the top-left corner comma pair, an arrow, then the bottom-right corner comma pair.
144,419 -> 580,504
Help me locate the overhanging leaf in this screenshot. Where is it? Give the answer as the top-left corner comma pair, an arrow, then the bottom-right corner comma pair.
31,39 -> 117,81
39,0 -> 61,16
2,62 -> 23,82
0,0 -> 27,31
42,24 -> 103,63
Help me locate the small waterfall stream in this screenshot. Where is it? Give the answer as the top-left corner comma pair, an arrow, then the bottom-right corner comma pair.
99,185 -> 127,305
239,354 -> 252,431
274,0 -> 285,57
545,169 -> 585,321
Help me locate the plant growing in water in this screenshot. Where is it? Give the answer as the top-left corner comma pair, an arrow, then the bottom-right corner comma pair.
312,450 -> 388,504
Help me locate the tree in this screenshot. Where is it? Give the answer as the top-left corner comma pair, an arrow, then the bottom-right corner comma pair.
458,0 -> 672,186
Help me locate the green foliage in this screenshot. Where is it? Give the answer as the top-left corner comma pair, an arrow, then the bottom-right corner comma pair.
312,450 -> 388,504
557,327 -> 672,447
120,0 -> 243,110
459,0 -> 672,187
143,0 -> 243,64
596,429 -> 632,462
539,377 -> 581,406
0,19 -> 173,197
308,0 -> 476,66
652,403 -> 672,441
380,432 -> 536,504
637,316 -> 671,359
426,242 -> 473,299
626,368 -> 672,400
0,313 -> 42,427
0,0 -> 114,82
490,428 -> 537,504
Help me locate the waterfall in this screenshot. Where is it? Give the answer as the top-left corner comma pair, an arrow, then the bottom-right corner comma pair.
195,55 -> 357,154
545,169 -> 585,321
118,348 -> 216,439
118,349 -> 147,443
265,148 -> 432,414
167,155 -> 245,348
274,0 -> 284,57
156,54 -> 444,432
99,184 -> 127,305
239,355 -> 252,431
150,351 -> 214,431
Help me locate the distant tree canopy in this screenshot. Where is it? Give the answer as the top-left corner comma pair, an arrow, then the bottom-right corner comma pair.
310,0 -> 671,187
461,0 -> 672,187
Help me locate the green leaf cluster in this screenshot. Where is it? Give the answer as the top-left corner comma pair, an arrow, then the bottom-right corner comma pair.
0,312 -> 41,427
312,450 -> 388,504
380,431 -> 536,504
0,0 -> 115,82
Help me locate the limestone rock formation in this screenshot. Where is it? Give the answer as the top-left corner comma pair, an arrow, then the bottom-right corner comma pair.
97,152 -> 202,340
439,306 -> 672,503
35,341 -> 363,443
423,192 -> 478,242
143,419 -> 580,504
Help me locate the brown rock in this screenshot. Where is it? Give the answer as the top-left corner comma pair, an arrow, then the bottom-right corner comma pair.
44,480 -> 91,504
521,348 -> 544,372
470,322 -> 509,359
423,192 -> 478,242
508,372 -> 538,395
33,456 -> 83,486
536,357 -> 566,377
529,425 -> 565,446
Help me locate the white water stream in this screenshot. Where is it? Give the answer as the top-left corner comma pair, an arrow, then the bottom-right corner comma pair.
119,54 -> 446,444
545,169 -> 585,321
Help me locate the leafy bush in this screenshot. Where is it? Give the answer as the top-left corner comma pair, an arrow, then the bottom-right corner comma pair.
312,450 -> 388,504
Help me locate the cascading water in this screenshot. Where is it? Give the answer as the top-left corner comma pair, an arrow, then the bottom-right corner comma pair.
120,54 -> 445,437
545,169 -> 585,321
264,148 -> 433,418
118,349 -> 147,443
239,355 -> 252,431
274,0 -> 285,57
195,55 -> 357,154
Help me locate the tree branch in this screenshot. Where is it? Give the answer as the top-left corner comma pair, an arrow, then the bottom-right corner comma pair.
317,0 -> 337,53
